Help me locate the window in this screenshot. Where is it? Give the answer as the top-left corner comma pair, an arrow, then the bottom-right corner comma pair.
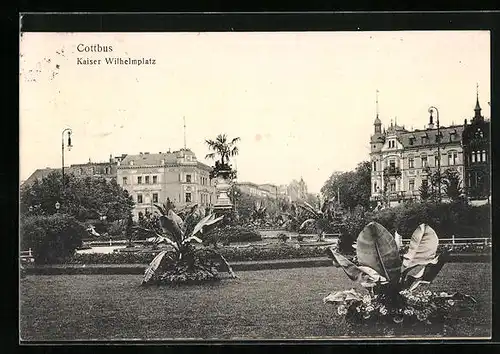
153,175 -> 157,184
472,152 -> 476,163
390,182 -> 396,192
448,152 -> 458,166
137,194 -> 143,204
389,160 -> 396,169
408,157 -> 414,169
422,179 -> 428,189
152,193 -> 158,203
145,176 -> 150,184
421,156 -> 428,168
409,179 -> 415,191
482,150 -> 487,162
373,161 -> 377,171
373,182 -> 377,191
434,155 -> 439,167
186,174 -> 192,183
409,137 -> 414,146
137,176 -> 142,184
122,177 -> 128,185
185,192 -> 192,203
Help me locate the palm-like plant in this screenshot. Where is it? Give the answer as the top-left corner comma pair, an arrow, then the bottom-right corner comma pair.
141,201 -> 237,285
298,199 -> 335,242
205,134 -> 240,179
324,222 -> 476,324
251,200 -> 267,225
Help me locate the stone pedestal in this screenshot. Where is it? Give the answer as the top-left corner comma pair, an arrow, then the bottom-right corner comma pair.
213,174 -> 233,217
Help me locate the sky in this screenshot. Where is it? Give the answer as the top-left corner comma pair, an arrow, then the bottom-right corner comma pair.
19,31 -> 490,194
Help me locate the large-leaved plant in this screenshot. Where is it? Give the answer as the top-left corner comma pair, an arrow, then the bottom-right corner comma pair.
324,221 -> 476,325
141,202 -> 237,285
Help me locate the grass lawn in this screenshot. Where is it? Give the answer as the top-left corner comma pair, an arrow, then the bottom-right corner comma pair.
20,263 -> 491,341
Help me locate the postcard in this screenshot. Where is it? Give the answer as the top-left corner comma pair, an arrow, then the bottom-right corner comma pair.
19,25 -> 492,341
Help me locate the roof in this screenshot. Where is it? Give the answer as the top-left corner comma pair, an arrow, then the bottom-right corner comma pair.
397,125 -> 465,148
22,168 -> 60,187
118,149 -> 212,171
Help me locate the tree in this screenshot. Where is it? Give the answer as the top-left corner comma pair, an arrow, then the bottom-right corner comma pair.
419,179 -> 431,201
427,168 -> 463,202
321,161 -> 371,211
20,172 -> 134,222
441,169 -> 463,201
205,134 -> 240,179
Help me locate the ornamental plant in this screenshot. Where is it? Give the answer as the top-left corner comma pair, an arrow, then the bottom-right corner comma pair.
298,200 -> 335,242
140,202 -> 237,285
324,222 -> 476,326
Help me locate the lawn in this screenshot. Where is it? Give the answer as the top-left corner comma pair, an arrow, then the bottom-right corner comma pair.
20,263 -> 491,341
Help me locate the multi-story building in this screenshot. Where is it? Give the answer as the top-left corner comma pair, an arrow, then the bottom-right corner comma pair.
116,149 -> 216,219
287,178 -> 308,202
370,112 -> 465,207
236,182 -> 291,201
22,155 -> 124,187
236,182 -> 275,198
462,97 -> 491,204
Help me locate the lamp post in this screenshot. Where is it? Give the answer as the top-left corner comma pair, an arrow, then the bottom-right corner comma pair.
428,106 -> 441,202
61,128 -> 73,204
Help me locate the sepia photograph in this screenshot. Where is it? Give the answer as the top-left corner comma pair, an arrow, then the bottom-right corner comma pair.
19,29 -> 491,341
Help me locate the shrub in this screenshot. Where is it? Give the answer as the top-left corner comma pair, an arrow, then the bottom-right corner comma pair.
108,220 -> 126,237
203,225 -> 262,246
341,202 -> 490,242
277,233 -> 288,243
21,214 -> 86,264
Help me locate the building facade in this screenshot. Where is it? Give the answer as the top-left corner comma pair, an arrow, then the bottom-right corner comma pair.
462,98 -> 491,203
22,155 -> 124,187
236,182 -> 282,199
370,114 -> 465,207
287,178 -> 308,202
116,149 -> 216,219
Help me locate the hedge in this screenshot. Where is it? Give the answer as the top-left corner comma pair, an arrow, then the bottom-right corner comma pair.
20,214 -> 86,264
58,242 -> 491,265
203,225 -> 262,245
340,201 -> 490,245
66,245 -> 328,264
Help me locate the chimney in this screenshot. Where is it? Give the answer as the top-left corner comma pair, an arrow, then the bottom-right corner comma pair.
144,152 -> 150,155
464,119 -> 468,126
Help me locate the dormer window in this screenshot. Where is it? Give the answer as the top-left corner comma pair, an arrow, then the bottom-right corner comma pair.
129,161 -> 134,166
409,137 -> 415,146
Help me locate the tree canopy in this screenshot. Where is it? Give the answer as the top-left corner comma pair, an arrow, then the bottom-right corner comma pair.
320,161 -> 371,211
20,172 -> 134,222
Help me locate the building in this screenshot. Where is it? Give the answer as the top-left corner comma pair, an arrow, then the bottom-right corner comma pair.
370,111 -> 465,207
22,154 -> 124,188
66,155 -> 119,182
116,149 -> 216,219
462,96 -> 491,203
287,178 -> 308,202
236,182 -> 279,199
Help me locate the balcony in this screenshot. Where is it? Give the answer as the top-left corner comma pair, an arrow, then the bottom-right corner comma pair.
383,166 -> 401,177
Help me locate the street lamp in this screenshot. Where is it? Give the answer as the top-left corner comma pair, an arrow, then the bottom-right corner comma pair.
428,106 -> 441,202
55,201 -> 60,213
61,128 -> 73,203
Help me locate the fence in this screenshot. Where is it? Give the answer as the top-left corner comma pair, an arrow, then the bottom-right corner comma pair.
20,248 -> 34,262
401,236 -> 491,246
